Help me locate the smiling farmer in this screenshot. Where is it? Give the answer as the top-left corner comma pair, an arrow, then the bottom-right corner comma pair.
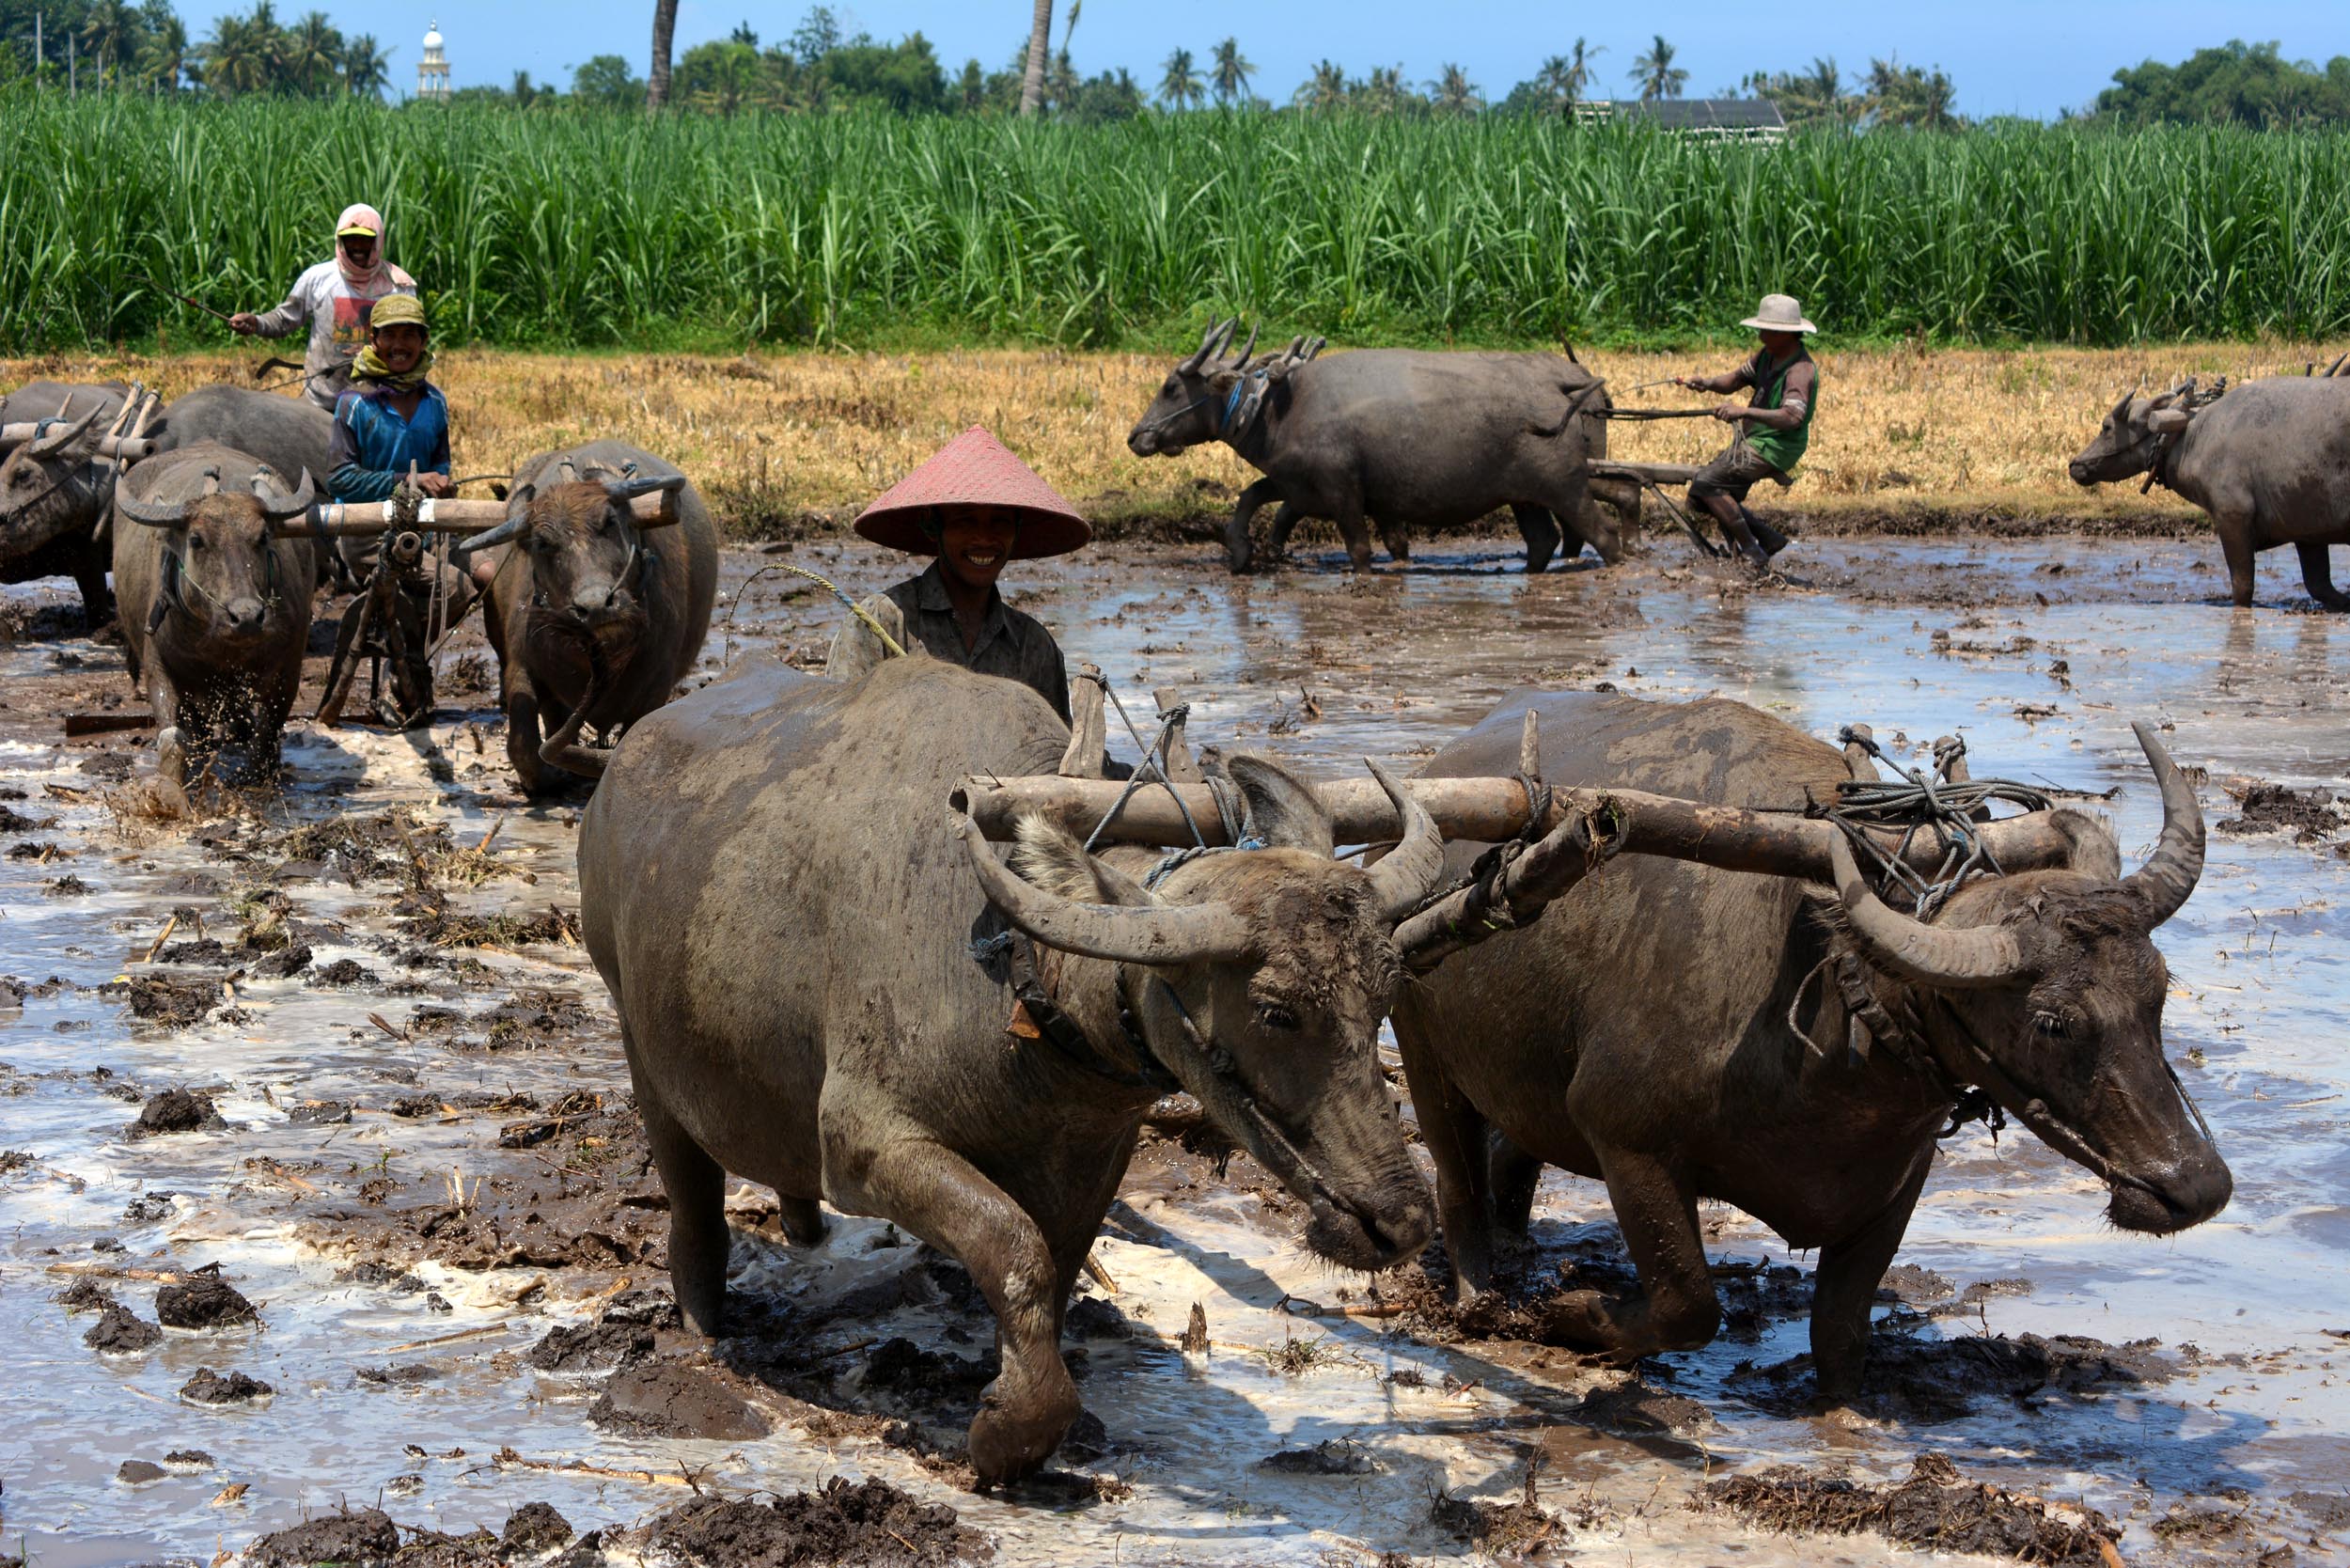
1673,292 -> 1820,570
851,426 -> 1088,724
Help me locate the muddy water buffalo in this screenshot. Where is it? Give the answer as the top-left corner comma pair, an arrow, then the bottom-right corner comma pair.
2070,376 -> 2350,608
149,386 -> 334,506
579,655 -> 1446,1480
1390,692 -> 2228,1405
1126,319 -> 1623,573
462,439 -> 716,794
0,383 -> 132,624
113,445 -> 320,807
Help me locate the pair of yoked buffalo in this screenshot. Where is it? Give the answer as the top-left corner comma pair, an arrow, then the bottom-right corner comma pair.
3,381 -> 716,802
583,653 -> 2227,1483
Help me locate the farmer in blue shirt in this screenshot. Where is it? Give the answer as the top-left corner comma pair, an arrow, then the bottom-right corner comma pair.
327,293 -> 483,724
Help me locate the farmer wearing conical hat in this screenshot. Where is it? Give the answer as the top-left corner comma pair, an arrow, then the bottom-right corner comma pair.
1673,293 -> 1820,569
849,426 -> 1089,724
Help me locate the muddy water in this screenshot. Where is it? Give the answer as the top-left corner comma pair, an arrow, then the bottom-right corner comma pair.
2,529 -> 2345,1566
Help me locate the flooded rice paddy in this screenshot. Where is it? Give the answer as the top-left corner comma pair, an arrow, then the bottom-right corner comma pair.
2,526 -> 2345,1567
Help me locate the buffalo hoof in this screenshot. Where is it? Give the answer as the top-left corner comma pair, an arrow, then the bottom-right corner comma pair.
967,1369 -> 1080,1485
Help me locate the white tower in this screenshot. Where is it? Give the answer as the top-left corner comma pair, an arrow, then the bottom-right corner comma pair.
417,21 -> 450,102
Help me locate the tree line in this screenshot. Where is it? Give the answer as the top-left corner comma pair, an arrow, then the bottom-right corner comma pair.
0,0 -> 388,96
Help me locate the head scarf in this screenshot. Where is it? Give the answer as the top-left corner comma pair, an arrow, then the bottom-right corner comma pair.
335,203 -> 388,288
351,292 -> 433,393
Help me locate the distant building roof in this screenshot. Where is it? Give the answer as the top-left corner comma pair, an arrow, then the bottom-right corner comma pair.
1575,98 -> 1787,139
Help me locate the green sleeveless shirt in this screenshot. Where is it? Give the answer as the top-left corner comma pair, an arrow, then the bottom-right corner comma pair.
1744,349 -> 1817,476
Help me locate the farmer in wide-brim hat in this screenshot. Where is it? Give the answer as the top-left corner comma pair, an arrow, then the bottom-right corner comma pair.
1673,293 -> 1820,569
850,426 -> 1090,724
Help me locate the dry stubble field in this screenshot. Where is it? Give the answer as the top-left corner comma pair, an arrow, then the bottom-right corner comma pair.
11,340 -> 2345,542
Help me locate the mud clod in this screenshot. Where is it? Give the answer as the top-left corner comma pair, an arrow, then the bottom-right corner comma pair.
122,1192 -> 175,1224
1574,1376 -> 1714,1436
1730,1328 -> 2178,1422
164,1448 -> 214,1467
1701,1451 -> 2120,1564
526,1317 -> 655,1372
1260,1437 -> 1380,1475
156,1271 -> 259,1329
314,957 -> 380,986
180,1367 -> 273,1404
2217,782 -> 2342,843
588,1358 -> 769,1440
652,1475 -> 993,1567
55,1277 -> 118,1311
501,1502 -> 575,1556
85,1303 -> 163,1353
126,1087 -> 227,1138
117,1458 -> 167,1484
248,1508 -> 401,1567
1430,1489 -> 1559,1553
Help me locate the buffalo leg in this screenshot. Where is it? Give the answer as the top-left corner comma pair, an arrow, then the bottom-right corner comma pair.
1511,504 -> 1562,574
1809,1152 -> 1929,1405
71,554 -> 114,632
1378,520 -> 1412,561
776,1195 -> 826,1247
1224,478 -> 1283,572
2295,541 -> 2350,610
1394,1022 -> 1498,1301
634,1074 -> 732,1335
506,686 -> 552,796
845,1137 -> 1079,1482
1262,503 -> 1302,563
1332,498 -> 1376,572
1541,1144 -> 1719,1358
147,667 -> 191,813
2217,523 -> 2259,607
1486,1130 -> 1543,1242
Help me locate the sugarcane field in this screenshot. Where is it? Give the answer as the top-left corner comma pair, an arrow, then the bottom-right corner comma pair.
5,9 -> 2350,1568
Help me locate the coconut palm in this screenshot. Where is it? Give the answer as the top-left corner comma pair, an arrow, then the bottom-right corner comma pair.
1427,61 -> 1480,116
1020,0 -> 1052,115
282,10 -> 341,96
1157,46 -> 1201,109
200,10 -> 279,99
136,9 -> 190,92
79,0 -> 139,86
1561,37 -> 1604,102
1630,34 -> 1686,102
1357,64 -> 1412,116
648,0 -> 679,111
1294,58 -> 1347,112
341,33 -> 390,99
1209,36 -> 1254,104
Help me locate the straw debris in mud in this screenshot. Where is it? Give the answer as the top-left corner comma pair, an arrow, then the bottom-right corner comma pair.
652,1475 -> 994,1568
1700,1451 -> 2122,1565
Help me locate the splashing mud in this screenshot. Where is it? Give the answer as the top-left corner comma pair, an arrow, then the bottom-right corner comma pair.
2,527 -> 2345,1565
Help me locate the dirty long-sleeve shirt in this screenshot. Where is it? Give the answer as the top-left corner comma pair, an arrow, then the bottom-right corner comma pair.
250,259 -> 418,411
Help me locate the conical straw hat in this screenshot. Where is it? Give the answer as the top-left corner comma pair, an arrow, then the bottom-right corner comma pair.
854,426 -> 1092,559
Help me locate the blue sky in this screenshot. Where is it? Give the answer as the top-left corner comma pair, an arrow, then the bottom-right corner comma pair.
165,1 -> 2346,118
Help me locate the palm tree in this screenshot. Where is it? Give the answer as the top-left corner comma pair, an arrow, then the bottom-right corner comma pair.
648,0 -> 679,110
1294,58 -> 1347,112
1209,37 -> 1253,104
201,11 -> 276,98
1157,46 -> 1201,109
1631,34 -> 1686,102
1427,62 -> 1479,116
1020,0 -> 1052,116
1358,64 -> 1410,116
340,33 -> 390,99
1561,37 -> 1604,102
137,9 -> 189,92
282,10 -> 341,96
80,0 -> 139,86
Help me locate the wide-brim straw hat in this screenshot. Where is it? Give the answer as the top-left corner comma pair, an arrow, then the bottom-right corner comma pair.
854,426 -> 1092,559
1739,293 -> 1818,334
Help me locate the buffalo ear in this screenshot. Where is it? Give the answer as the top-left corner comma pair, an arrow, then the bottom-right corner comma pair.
1011,814 -> 1155,907
1225,754 -> 1336,855
490,481 -> 509,501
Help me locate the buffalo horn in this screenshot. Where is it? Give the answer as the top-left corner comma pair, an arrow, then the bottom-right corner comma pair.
1827,831 -> 2027,989
2107,389 -> 2134,427
256,466 -> 317,521
2122,720 -> 2203,926
604,473 -> 688,527
457,515 -> 528,554
1179,317 -> 1227,374
28,401 -> 105,458
1362,758 -> 1447,921
118,487 -> 192,528
1228,322 -> 1259,369
954,813 -> 1250,964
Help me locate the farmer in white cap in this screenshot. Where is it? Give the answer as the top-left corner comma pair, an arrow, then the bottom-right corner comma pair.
1673,293 -> 1819,569
229,202 -> 418,411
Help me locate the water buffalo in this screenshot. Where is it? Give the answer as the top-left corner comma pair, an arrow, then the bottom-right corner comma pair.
1125,319 -> 1624,573
463,440 -> 717,794
113,445 -> 320,808
0,382 -> 132,625
2069,375 -> 2350,609
1389,691 -> 2228,1407
579,655 -> 1447,1481
150,385 -> 335,506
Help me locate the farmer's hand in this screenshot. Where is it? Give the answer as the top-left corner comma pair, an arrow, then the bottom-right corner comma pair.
228,312 -> 260,336
415,472 -> 457,499
1713,401 -> 1747,423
